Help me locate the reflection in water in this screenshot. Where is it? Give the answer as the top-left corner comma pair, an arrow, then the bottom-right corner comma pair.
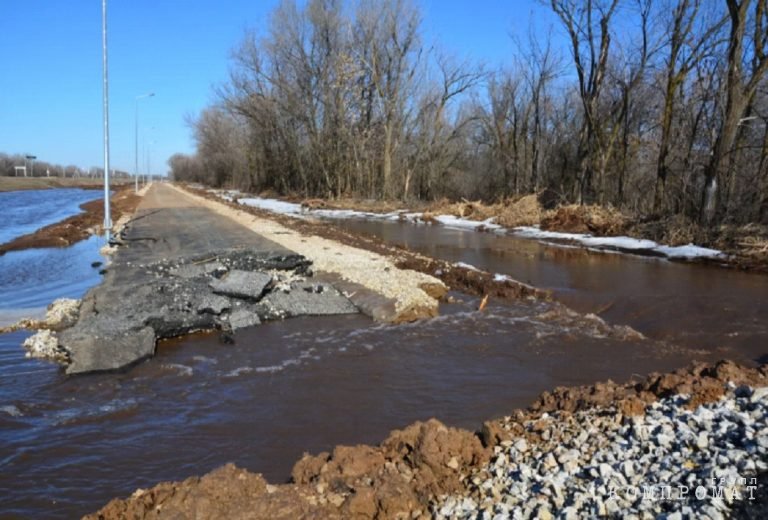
333,219 -> 768,360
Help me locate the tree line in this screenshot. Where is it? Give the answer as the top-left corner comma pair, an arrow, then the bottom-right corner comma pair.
170,0 -> 768,226
0,152 -> 130,179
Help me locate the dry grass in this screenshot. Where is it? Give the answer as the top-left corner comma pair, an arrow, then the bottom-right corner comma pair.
540,204 -> 627,236
426,194 -> 543,228
496,194 -> 543,228
737,236 -> 768,258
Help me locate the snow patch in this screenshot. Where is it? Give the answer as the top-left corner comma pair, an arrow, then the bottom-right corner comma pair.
513,226 -> 724,260
215,192 -> 726,262
434,215 -> 501,231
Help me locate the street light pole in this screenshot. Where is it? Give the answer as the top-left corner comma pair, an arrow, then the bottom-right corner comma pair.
101,0 -> 112,231
134,92 -> 154,193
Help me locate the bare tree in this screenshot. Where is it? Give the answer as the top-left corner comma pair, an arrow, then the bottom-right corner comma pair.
701,0 -> 768,223
550,0 -> 620,204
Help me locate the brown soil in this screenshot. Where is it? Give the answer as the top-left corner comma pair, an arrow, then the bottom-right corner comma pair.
0,188 -> 141,255
87,360 -> 767,520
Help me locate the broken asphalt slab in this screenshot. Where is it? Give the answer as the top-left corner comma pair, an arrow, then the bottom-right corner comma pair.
61,248 -> 359,374
58,185 -> 359,375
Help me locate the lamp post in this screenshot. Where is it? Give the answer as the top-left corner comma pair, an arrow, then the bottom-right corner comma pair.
101,0 -> 112,231
134,92 -> 154,192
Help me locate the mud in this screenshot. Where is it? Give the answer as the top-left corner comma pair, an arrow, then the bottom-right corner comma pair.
88,359 -> 767,519
0,188 -> 141,255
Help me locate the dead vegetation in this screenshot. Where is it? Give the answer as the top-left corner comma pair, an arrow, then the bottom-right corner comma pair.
426,194 -> 544,228
540,204 -> 627,236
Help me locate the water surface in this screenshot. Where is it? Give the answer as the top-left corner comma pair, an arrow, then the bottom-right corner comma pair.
0,188 -> 100,244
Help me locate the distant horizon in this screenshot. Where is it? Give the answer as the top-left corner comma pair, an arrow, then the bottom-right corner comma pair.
0,1 -> 559,176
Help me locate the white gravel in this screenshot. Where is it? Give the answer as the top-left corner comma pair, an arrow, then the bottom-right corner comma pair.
22,329 -> 69,362
433,386 -> 767,519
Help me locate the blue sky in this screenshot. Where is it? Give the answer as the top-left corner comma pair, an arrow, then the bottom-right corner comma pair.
0,1 -> 557,176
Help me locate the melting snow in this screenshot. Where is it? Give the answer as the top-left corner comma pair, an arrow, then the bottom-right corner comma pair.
513,226 -> 724,259
214,192 -> 726,261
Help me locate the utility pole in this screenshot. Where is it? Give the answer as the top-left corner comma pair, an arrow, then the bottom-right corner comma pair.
135,93 -> 154,192
101,0 -> 112,231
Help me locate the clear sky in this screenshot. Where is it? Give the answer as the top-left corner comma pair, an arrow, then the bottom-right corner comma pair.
0,1 -> 557,176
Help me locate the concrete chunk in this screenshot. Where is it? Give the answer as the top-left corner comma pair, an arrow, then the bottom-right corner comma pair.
170,261 -> 226,279
210,270 -> 273,300
197,294 -> 232,315
227,308 -> 262,331
259,282 -> 358,318
63,326 -> 156,375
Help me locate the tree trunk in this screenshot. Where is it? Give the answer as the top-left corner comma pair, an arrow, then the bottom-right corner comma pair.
383,125 -> 393,198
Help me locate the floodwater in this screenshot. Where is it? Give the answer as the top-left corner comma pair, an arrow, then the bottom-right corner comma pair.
332,219 -> 768,361
0,188 -> 100,244
1,191 -> 767,518
0,236 -> 106,326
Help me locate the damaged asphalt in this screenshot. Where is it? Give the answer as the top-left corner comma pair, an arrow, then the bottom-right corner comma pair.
60,184 -> 360,375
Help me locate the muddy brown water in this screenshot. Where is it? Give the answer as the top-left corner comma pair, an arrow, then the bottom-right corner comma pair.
333,218 -> 768,360
1,206 -> 767,517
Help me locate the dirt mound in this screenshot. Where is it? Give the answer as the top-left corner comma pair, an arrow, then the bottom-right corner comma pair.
85,463 -> 340,520
88,360 -> 766,519
530,359 -> 767,416
292,419 -> 489,518
90,420 -> 487,520
481,360 -> 767,447
540,204 -> 626,235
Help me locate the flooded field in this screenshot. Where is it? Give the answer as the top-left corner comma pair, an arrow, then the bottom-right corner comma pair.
0,190 -> 766,517
0,188 -> 100,244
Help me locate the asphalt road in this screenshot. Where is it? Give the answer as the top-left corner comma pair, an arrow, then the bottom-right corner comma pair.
115,183 -> 292,269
